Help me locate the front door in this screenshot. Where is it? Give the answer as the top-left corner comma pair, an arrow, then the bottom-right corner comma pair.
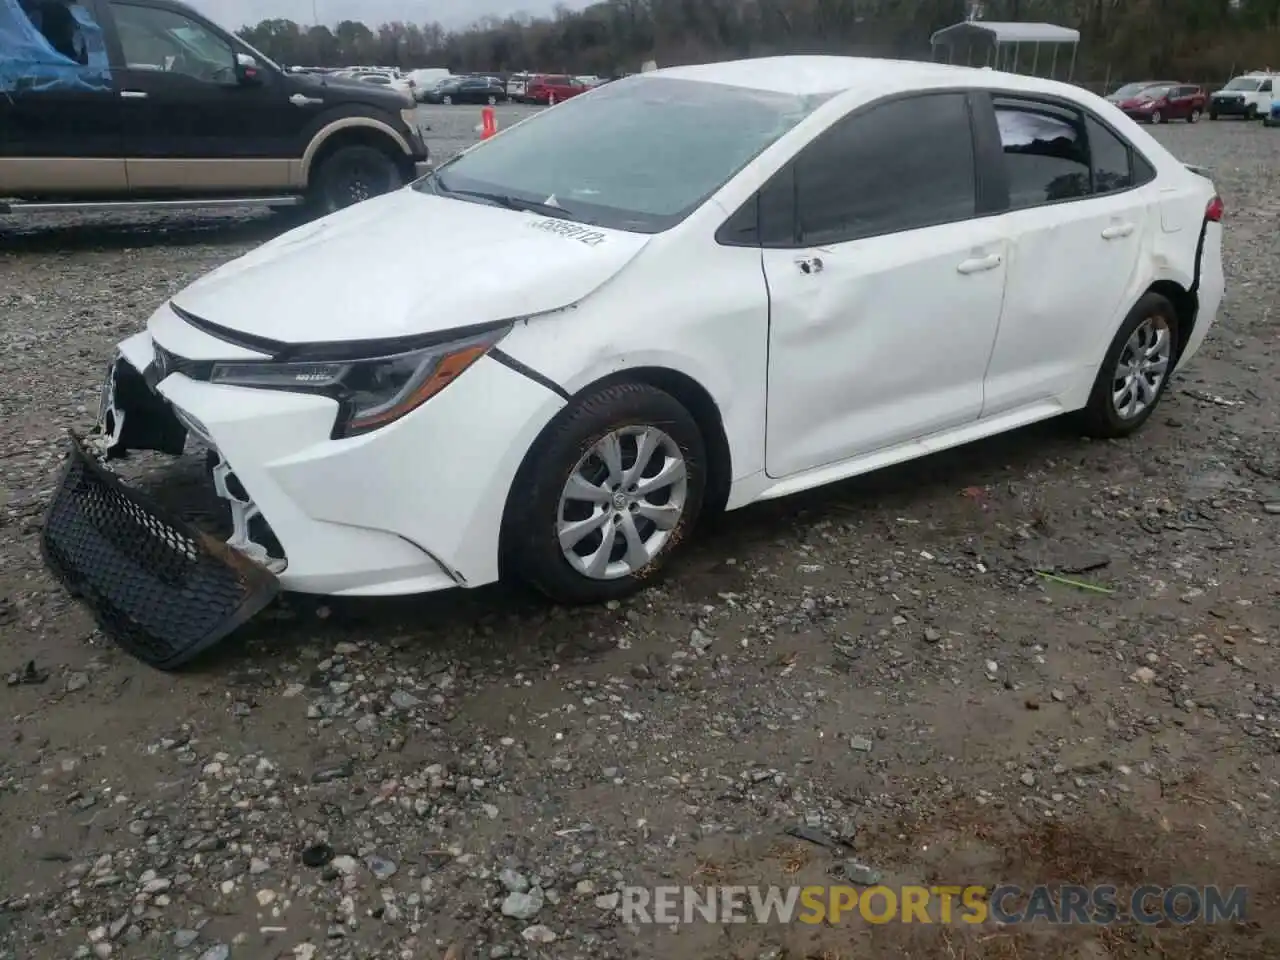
761,92 -> 1009,479
103,0 -> 303,193
0,0 -> 124,195
978,95 -> 1151,416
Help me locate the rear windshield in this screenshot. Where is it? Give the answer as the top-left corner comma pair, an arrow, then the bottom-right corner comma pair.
416,75 -> 829,234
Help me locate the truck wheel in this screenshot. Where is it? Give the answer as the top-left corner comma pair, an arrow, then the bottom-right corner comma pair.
311,145 -> 402,215
1209,109 -> 1218,120
1246,104 -> 1258,120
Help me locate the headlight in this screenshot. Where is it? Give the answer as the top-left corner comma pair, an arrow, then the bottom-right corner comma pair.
209,326 -> 509,438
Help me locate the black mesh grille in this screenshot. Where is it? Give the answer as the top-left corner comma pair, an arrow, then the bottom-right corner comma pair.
40,434 -> 280,670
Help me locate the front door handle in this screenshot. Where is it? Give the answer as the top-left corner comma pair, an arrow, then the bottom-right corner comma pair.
1101,222 -> 1135,239
956,253 -> 1002,274
120,89 -> 148,99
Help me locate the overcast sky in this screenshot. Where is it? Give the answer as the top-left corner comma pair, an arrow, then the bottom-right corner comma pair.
188,0 -> 594,31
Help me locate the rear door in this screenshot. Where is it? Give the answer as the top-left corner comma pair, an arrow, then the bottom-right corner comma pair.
760,91 -> 1010,476
0,0 -> 125,195
976,93 -> 1154,416
103,0 -> 301,193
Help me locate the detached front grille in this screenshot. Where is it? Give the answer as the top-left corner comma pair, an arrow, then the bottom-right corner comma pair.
41,433 -> 280,670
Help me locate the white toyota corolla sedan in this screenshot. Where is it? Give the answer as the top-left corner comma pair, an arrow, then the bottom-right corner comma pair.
43,56 -> 1226,669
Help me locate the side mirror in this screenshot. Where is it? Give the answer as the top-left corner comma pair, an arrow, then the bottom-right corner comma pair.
236,52 -> 262,85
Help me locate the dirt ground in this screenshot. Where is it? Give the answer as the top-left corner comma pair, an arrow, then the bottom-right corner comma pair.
1,115 -> 1278,960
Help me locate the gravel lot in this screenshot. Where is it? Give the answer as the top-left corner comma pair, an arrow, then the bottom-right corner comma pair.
2,109 -> 1279,960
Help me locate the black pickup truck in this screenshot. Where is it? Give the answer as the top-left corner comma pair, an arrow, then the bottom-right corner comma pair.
0,0 -> 430,218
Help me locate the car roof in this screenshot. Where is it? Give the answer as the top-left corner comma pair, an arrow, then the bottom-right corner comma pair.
650,55 -> 1091,100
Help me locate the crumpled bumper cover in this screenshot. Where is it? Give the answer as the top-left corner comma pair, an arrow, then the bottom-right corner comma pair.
40,431 -> 280,670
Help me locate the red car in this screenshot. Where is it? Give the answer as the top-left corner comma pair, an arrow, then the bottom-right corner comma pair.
1107,82 -> 1207,124
525,74 -> 589,105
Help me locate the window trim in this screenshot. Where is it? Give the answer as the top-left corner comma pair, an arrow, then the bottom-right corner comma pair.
716,87 -> 996,250
972,89 -> 1158,213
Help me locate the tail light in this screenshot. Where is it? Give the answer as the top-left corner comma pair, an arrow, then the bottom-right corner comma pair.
1206,196 -> 1224,222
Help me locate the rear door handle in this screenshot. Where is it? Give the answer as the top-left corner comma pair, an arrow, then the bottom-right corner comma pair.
120,90 -> 148,99
956,253 -> 1002,274
1101,223 -> 1135,239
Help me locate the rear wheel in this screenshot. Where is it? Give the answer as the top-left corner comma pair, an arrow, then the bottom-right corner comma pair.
1188,107 -> 1201,123
506,383 -> 706,604
443,94 -> 453,105
1076,292 -> 1180,439
310,144 -> 403,216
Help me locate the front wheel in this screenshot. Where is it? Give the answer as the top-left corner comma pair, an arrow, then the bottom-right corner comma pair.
310,145 -> 402,216
1075,292 -> 1180,439
1209,110 -> 1219,120
442,94 -> 453,105
505,383 -> 707,604
487,94 -> 497,105
1150,109 -> 1163,124
1188,108 -> 1201,123
1246,104 -> 1258,120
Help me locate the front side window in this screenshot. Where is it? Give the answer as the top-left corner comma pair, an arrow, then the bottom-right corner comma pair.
994,100 -> 1090,208
417,75 -> 829,234
1261,79 -> 1273,93
111,2 -> 235,83
791,92 -> 976,245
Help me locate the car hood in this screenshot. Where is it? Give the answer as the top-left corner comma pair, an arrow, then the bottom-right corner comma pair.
165,190 -> 651,345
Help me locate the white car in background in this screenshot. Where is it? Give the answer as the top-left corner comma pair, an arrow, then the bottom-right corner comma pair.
1209,71 -> 1275,119
352,70 -> 413,101
46,56 -> 1225,670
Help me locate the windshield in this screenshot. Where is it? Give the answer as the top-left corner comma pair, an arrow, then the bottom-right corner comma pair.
416,75 -> 830,234
1225,77 -> 1262,91
1111,83 -> 1151,98
1138,85 -> 1172,99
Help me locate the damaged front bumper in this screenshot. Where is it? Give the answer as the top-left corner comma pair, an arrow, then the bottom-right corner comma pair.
41,430 -> 280,670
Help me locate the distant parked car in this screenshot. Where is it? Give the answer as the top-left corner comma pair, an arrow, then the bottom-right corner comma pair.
526,74 -> 590,104
423,76 -> 507,105
408,67 -> 452,102
1209,72 -> 1275,120
353,71 -> 413,101
1108,83 -> 1206,123
507,71 -> 533,101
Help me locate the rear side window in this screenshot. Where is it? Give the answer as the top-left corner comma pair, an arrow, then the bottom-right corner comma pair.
791,92 -> 977,245
993,101 -> 1090,208
1085,116 -> 1134,194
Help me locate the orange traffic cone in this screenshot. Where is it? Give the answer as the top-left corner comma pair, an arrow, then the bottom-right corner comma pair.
480,106 -> 497,139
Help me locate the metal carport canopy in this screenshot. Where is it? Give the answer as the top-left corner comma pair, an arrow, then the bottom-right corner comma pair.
930,21 -> 1081,45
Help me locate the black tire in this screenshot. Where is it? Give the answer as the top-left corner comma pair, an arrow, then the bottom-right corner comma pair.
310,144 -> 403,216
1246,104 -> 1258,120
487,94 -> 497,105
443,94 -> 453,105
506,383 -> 707,605
1150,109 -> 1163,124
1188,108 -> 1201,123
1209,110 -> 1218,120
1076,292 -> 1180,439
